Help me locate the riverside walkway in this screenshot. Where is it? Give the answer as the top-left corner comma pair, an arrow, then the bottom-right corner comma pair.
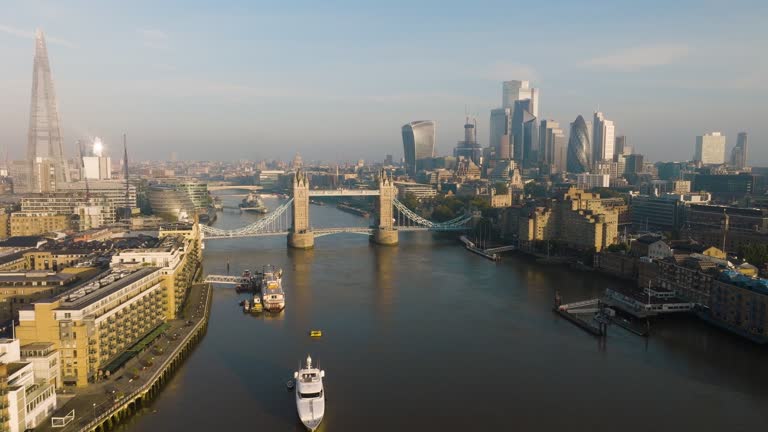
37,282 -> 212,432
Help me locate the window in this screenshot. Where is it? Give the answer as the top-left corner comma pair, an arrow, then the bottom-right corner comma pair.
299,391 -> 322,399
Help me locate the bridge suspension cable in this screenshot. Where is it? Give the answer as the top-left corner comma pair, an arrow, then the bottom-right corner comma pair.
391,198 -> 473,230
200,198 -> 294,238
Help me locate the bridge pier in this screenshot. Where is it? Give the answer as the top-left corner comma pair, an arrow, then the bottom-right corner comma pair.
289,169 -> 315,249
371,170 -> 399,246
288,231 -> 315,249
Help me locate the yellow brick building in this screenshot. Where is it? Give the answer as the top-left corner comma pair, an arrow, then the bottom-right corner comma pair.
16,267 -> 167,386
9,213 -> 71,237
519,187 -> 619,252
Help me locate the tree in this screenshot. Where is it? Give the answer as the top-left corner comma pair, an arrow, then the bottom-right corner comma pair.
494,182 -> 509,195
740,244 -> 768,267
431,205 -> 454,222
400,192 -> 420,212
524,182 -> 547,198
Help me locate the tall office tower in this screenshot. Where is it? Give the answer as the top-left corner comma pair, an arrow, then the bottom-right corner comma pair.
402,120 -> 436,176
489,108 -> 513,160
539,120 -> 567,173
567,115 -> 591,173
27,30 -> 69,193
694,132 -> 726,165
730,132 -> 748,169
454,117 -> 483,165
82,137 -> 112,180
512,99 -> 538,165
614,135 -> 632,159
502,80 -> 539,117
592,112 -> 615,165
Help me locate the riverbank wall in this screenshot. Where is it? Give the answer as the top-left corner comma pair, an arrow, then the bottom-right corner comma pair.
77,283 -> 212,432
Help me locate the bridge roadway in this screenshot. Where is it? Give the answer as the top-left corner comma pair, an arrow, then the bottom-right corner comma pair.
308,189 -> 380,197
201,225 -> 468,240
208,185 -> 263,191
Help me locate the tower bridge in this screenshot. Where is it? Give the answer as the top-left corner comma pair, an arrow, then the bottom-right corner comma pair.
199,169 -> 474,248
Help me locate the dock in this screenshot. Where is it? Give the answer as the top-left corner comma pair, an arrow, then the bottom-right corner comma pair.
553,297 -> 609,337
459,236 -> 514,261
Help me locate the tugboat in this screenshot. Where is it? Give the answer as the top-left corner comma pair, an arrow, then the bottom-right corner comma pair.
251,296 -> 263,313
294,355 -> 325,431
261,265 -> 286,312
239,193 -> 268,213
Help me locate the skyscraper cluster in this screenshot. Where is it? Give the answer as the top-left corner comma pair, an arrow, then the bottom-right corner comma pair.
489,80 -> 539,166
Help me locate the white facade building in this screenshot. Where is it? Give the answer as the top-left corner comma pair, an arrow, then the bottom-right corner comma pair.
0,339 -> 58,432
576,173 -> 610,189
695,132 -> 726,164
592,112 -> 615,164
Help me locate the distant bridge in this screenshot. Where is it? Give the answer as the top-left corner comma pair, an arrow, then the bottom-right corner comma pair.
200,170 -> 475,247
209,185 -> 263,192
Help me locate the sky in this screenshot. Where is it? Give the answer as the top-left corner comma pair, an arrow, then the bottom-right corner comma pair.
0,0 -> 767,164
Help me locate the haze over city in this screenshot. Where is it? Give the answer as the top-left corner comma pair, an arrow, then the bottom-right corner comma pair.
1,0 -> 766,163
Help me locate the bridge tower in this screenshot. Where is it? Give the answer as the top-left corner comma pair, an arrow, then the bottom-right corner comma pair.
288,169 -> 314,249
372,169 -> 399,246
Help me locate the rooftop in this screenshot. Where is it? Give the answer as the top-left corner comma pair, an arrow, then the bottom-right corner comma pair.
56,267 -> 161,311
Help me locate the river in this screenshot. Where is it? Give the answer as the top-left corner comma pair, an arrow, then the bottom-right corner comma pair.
120,195 -> 768,431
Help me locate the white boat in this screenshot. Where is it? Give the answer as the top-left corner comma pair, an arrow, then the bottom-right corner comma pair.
294,355 -> 325,431
260,265 -> 285,312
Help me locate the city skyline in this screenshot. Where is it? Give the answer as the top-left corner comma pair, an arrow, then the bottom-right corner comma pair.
0,0 -> 766,164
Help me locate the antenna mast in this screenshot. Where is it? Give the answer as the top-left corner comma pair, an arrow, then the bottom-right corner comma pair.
78,140 -> 90,201
123,133 -> 129,216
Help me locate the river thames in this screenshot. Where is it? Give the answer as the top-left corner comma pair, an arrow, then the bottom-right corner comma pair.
120,195 -> 768,431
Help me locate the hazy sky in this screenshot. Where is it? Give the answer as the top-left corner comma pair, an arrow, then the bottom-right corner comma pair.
1,0 -> 766,164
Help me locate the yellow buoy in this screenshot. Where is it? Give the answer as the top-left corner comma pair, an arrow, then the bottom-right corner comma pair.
309,330 -> 322,337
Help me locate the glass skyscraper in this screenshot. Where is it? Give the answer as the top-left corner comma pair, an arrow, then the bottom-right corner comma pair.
402,120 -> 436,176
27,30 -> 69,193
567,115 -> 591,173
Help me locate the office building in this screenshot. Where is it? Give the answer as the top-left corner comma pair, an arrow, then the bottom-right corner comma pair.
81,137 -> 111,180
394,182 -> 437,200
567,115 -> 591,173
577,173 -> 610,189
489,108 -> 513,160
453,117 -> 483,165
695,132 -> 726,165
730,132 -> 748,169
624,154 -> 645,175
630,194 -> 694,231
402,121 -> 436,176
512,99 -> 538,165
502,80 -> 539,117
57,180 -> 138,210
692,173 -> 755,201
26,30 -> 69,193
614,135 -> 631,157
256,170 -> 284,188
592,112 -> 615,164
539,120 -> 567,173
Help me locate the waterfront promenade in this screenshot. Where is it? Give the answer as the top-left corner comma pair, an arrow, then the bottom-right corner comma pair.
36,282 -> 212,432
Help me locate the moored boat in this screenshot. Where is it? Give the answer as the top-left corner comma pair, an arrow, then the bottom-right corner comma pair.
294,355 -> 325,431
261,265 -> 286,312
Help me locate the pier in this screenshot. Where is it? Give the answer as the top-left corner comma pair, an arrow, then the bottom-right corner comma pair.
459,235 -> 517,261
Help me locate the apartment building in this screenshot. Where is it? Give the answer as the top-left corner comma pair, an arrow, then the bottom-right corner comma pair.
17,267 -> 167,386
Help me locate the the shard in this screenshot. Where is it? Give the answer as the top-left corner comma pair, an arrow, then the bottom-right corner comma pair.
27,29 -> 69,192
